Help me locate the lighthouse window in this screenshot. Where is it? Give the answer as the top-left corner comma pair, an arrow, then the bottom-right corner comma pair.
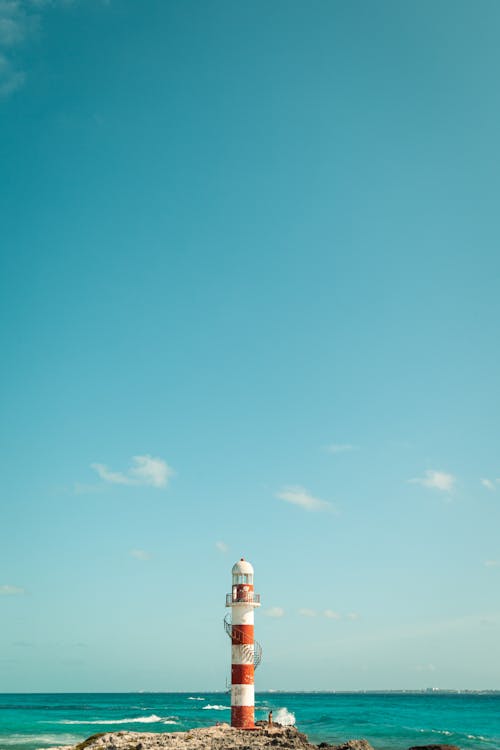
233,573 -> 253,584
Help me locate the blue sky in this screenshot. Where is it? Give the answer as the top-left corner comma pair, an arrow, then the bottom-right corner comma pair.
1,0 -> 500,692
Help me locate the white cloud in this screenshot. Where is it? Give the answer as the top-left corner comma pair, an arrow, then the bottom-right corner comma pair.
130,549 -> 150,561
0,584 -> 25,595
215,541 -> 228,553
264,607 -> 285,618
129,455 -> 173,488
91,455 -> 174,489
326,443 -> 356,454
484,560 -> 500,568
298,608 -> 317,617
409,469 -> 456,493
324,609 -> 341,620
347,612 -> 360,620
276,485 -> 334,512
481,478 -> 496,491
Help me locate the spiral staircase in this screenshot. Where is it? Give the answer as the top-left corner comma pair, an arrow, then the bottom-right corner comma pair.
223,612 -> 263,669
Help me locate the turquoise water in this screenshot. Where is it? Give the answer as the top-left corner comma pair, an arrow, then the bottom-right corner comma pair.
1,693 -> 499,750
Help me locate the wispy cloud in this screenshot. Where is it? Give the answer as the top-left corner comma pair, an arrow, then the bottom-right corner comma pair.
264,607 -> 285,618
298,608 -> 317,617
90,464 -> 131,485
409,469 -> 456,493
0,1 -> 107,98
0,1 -> 31,44
326,443 -> 356,454
91,455 -> 174,489
0,584 -> 25,595
347,612 -> 360,620
324,609 -> 341,620
481,478 -> 496,491
276,485 -> 335,513
484,560 -> 500,568
215,541 -> 228,553
130,549 -> 150,561
0,1 -> 40,96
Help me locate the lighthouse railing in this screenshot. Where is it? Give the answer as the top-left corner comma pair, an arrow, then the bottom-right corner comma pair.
226,592 -> 260,606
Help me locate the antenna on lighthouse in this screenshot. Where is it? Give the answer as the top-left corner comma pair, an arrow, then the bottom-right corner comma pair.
224,558 -> 262,729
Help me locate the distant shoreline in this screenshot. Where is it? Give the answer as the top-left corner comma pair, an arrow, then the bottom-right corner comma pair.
1,689 -> 499,695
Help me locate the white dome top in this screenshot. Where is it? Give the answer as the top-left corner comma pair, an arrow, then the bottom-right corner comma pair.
232,558 -> 254,575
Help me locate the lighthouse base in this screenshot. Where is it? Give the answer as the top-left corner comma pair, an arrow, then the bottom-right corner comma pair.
231,705 -> 255,729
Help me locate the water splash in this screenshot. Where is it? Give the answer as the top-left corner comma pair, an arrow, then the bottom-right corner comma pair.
275,707 -> 296,726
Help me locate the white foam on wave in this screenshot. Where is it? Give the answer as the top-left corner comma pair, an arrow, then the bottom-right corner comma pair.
202,704 -> 230,710
59,714 -> 177,725
2,734 -> 79,747
419,727 -> 492,746
188,697 -> 206,701
274,707 -> 296,726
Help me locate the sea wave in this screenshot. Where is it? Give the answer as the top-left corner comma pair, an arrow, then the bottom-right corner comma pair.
202,704 -> 230,710
187,697 -> 206,701
418,727 -> 494,746
274,707 -> 296,726
418,728 -> 453,737
59,714 -> 177,725
466,735 -> 489,741
1,734 -> 79,746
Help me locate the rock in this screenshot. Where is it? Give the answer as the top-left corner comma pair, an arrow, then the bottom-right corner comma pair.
61,726 -> 374,750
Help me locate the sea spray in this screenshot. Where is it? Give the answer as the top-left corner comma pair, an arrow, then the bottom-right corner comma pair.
275,708 -> 296,726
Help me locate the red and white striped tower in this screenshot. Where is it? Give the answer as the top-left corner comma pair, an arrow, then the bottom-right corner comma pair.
225,558 -> 260,729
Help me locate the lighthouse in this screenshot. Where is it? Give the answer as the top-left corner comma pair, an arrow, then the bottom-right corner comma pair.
224,558 -> 262,729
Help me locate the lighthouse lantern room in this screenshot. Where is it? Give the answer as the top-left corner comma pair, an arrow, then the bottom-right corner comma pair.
225,558 -> 261,729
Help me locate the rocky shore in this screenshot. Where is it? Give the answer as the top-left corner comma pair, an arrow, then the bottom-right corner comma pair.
51,722 -> 460,750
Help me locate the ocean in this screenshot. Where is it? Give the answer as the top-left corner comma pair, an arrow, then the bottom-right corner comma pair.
0,692 -> 499,750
